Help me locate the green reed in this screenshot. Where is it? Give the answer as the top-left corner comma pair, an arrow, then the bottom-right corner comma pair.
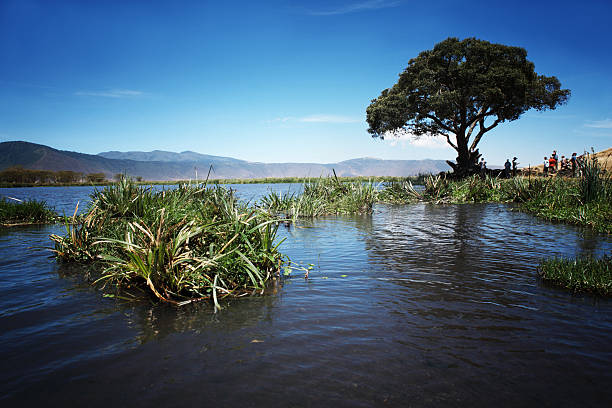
259,174 -> 377,219
0,197 -> 57,225
538,255 -> 612,296
51,177 -> 285,309
377,178 -> 423,203
578,151 -> 610,204
380,171 -> 611,233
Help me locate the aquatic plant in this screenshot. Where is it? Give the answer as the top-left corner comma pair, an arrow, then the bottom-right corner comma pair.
0,197 -> 57,225
538,255 -> 612,296
377,178 -> 422,203
260,174 -> 377,218
578,151 -> 610,204
50,178 -> 285,308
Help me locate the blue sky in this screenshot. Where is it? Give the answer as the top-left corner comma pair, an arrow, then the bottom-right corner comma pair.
1,0 -> 611,167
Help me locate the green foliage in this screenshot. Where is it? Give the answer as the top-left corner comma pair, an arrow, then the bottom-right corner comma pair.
578,151 -> 610,204
50,178 -> 285,308
386,173 -> 611,233
0,197 -> 57,224
86,173 -> 106,183
377,179 -> 423,203
538,255 -> 612,296
0,166 -> 83,185
366,37 -> 570,174
260,175 -> 377,219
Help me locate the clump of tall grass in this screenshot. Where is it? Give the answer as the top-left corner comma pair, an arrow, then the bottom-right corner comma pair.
50,178 -> 285,308
260,174 -> 377,218
578,151 -> 610,204
0,197 -> 57,225
377,178 -> 423,203
415,174 -> 508,204
538,255 -> 612,296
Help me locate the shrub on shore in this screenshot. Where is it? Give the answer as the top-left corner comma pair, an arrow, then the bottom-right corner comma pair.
538,255 -> 612,296
50,177 -> 285,308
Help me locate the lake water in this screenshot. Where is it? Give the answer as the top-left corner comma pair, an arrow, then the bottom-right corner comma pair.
1,184 -> 611,407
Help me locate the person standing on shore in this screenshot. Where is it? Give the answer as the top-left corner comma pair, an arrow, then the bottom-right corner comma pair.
544,156 -> 549,176
512,157 -> 518,177
570,152 -> 577,177
548,155 -> 557,174
552,150 -> 559,171
504,159 -> 511,178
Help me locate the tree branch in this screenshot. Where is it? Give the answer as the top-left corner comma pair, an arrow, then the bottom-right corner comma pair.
470,117 -> 502,151
424,114 -> 456,133
466,106 -> 486,142
445,134 -> 458,151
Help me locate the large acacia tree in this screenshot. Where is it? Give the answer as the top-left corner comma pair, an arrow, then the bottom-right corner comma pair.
366,37 -> 570,176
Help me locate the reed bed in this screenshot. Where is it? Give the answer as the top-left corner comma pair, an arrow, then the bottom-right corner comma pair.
50,177 -> 285,309
377,179 -> 423,203
259,174 -> 377,219
0,197 -> 57,225
379,153 -> 611,233
538,255 -> 612,296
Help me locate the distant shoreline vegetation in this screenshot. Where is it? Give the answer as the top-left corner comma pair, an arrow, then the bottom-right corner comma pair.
0,167 -> 431,188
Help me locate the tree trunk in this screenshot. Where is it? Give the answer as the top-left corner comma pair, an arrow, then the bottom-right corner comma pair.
446,132 -> 481,178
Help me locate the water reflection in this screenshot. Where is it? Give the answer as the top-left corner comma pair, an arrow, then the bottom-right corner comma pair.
2,190 -> 612,406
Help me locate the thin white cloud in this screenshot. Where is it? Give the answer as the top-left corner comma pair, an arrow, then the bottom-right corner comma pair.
75,89 -> 146,98
269,114 -> 362,124
384,129 -> 451,149
584,119 -> 612,129
299,114 -> 361,123
308,0 -> 401,16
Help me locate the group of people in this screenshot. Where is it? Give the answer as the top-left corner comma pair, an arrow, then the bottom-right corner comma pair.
478,157 -> 519,178
543,150 -> 578,176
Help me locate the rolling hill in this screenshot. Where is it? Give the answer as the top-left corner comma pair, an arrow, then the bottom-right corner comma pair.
0,141 -> 451,180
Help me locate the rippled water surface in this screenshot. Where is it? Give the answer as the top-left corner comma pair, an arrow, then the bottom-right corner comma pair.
1,185 -> 611,407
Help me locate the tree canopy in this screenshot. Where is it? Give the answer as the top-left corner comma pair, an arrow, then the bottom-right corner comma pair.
366,37 -> 570,175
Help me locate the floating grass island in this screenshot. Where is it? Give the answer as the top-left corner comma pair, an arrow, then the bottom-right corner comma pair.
538,255 -> 612,296
50,178 -> 287,309
260,174 -> 377,219
0,197 -> 57,226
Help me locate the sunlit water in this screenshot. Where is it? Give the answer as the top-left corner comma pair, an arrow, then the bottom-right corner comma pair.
1,185 -> 611,407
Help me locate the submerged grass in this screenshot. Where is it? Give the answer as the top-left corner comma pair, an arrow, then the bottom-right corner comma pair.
50,177 -> 285,308
259,173 -> 377,219
0,197 -> 57,225
538,255 -> 612,296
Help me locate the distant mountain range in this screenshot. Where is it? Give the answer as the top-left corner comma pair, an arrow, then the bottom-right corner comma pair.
0,141 -> 450,180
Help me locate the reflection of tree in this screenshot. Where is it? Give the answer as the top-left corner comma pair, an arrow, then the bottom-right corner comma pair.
362,203 -> 488,277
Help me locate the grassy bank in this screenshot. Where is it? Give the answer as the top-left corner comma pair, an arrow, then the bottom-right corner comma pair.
538,255 -> 612,296
379,155 -> 611,233
0,197 -> 57,225
50,178 -> 286,308
259,175 -> 377,218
